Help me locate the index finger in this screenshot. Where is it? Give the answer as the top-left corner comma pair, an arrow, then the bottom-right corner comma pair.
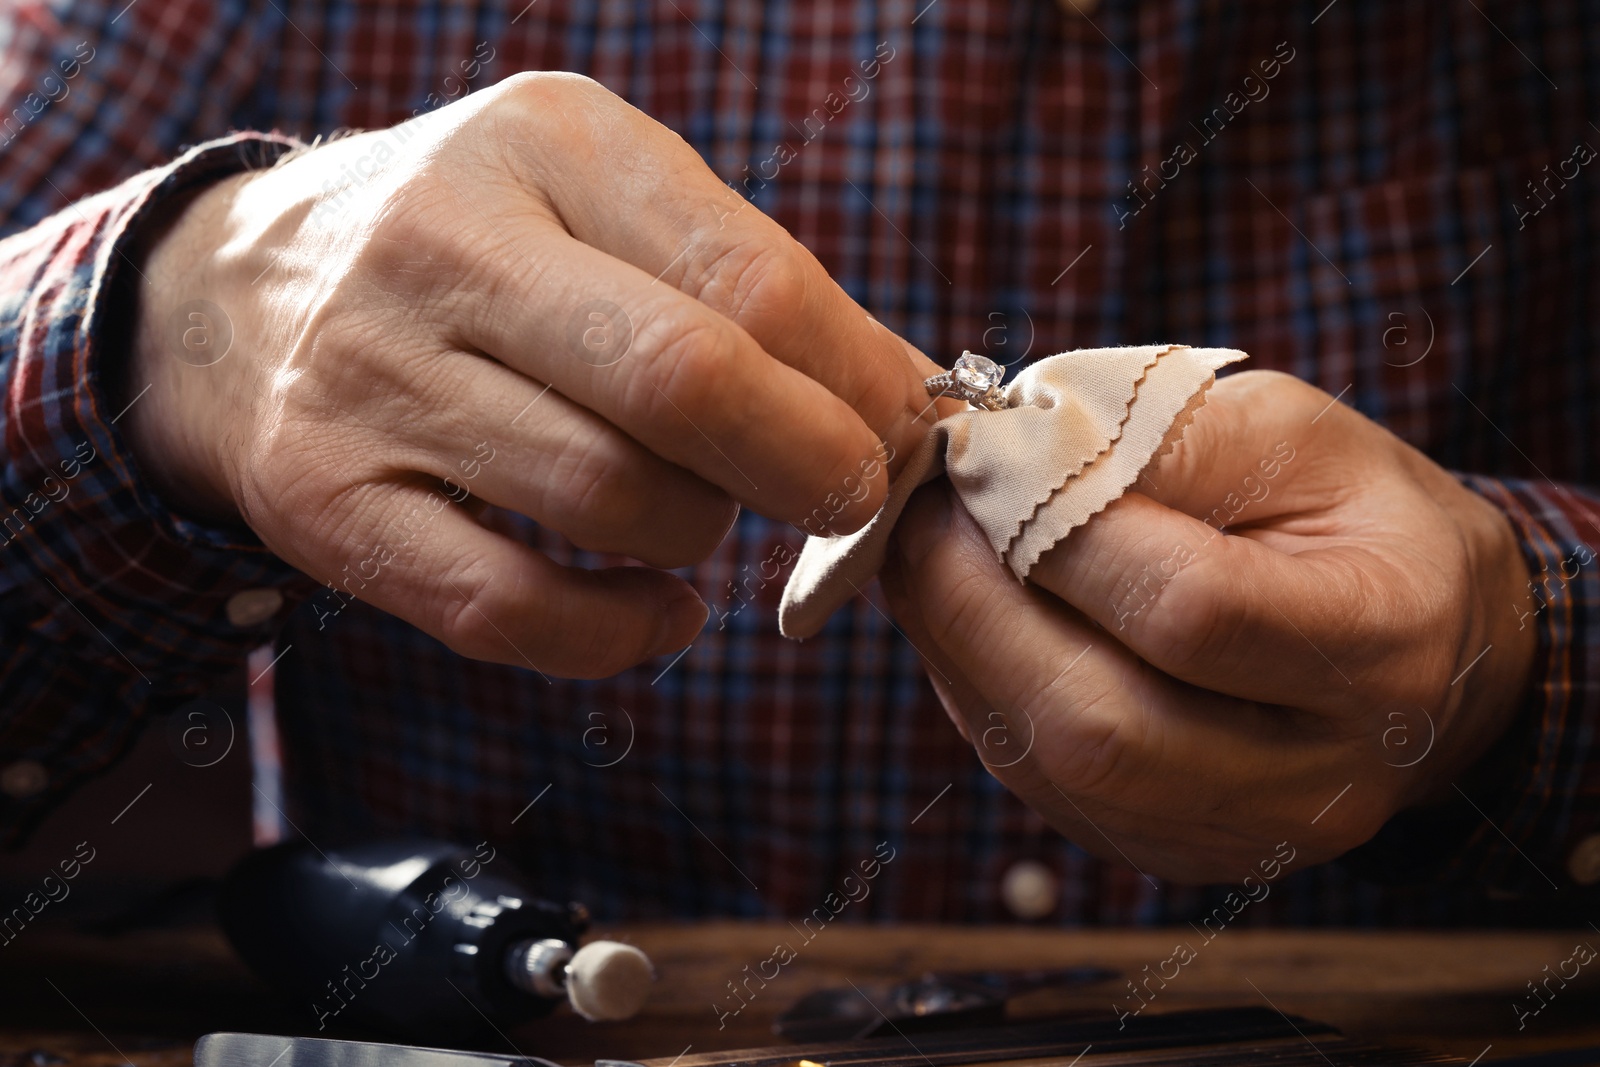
491,76 -> 948,470
447,218 -> 902,535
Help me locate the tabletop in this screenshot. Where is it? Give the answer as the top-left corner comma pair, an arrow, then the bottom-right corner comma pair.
3,921 -> 1599,1067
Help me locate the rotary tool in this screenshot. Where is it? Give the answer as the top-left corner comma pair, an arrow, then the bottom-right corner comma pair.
217,838 -> 653,1040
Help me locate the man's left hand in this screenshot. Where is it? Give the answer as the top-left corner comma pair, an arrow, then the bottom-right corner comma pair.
880,369 -> 1536,882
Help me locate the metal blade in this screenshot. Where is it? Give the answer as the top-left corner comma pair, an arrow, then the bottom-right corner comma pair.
195,1033 -> 557,1067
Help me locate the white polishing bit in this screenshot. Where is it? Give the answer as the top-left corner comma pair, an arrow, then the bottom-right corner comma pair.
565,940 -> 655,1021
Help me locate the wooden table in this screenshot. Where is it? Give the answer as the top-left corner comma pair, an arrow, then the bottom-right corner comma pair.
3,922 -> 1599,1067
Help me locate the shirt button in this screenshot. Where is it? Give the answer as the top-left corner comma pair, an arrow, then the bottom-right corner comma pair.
1566,835 -> 1600,886
1,760 -> 47,799
1000,859 -> 1059,920
226,588 -> 284,627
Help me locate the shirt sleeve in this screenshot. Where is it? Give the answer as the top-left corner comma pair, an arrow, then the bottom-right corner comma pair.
0,1 -> 317,844
0,133 -> 317,846
1341,475 -> 1600,904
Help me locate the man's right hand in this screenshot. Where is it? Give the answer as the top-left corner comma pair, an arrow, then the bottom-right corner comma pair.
125,72 -> 943,677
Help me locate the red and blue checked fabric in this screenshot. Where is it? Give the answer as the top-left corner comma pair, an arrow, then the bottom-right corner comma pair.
3,0 -> 1600,926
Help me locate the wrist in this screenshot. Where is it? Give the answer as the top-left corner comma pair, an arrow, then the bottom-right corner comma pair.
122,170 -> 258,525
1418,486 -> 1539,803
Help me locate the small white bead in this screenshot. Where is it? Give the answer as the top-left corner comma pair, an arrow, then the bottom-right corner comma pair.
1001,859 -> 1059,920
0,760 -> 47,799
226,588 -> 284,627
1567,835 -> 1600,886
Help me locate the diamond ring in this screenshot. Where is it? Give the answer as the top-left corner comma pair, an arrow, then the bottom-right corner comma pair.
924,351 -> 1006,411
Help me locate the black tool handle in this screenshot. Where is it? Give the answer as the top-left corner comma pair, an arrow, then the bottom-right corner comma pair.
218,838 -> 585,1040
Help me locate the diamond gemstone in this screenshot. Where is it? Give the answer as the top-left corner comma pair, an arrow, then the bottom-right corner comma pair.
952,351 -> 1003,391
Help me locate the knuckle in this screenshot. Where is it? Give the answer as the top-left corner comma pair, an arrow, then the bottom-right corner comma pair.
688,237 -> 809,338
431,561 -> 509,661
1126,546 -> 1243,678
1031,684 -> 1132,800
631,308 -> 739,421
485,71 -> 624,154
347,183 -> 471,293
1138,577 -> 1234,678
550,439 -> 735,565
921,564 -> 1006,650
492,69 -> 609,113
553,439 -> 652,546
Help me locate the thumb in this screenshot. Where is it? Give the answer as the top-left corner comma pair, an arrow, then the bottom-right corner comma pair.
1138,369 -> 1332,522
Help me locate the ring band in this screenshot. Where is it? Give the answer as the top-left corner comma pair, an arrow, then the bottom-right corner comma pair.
924,351 -> 1007,411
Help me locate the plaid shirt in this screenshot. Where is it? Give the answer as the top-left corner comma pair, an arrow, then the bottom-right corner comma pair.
3,0 -> 1600,927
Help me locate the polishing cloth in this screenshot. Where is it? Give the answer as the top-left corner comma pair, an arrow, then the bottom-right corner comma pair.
778,345 -> 1249,639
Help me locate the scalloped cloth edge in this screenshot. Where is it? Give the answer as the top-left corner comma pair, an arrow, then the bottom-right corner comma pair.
777,345 -> 1249,640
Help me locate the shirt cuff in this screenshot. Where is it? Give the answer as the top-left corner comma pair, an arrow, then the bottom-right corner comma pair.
0,133 -> 314,844
1340,475 -> 1600,904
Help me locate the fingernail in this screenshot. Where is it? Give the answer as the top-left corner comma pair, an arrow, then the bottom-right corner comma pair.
653,590 -> 708,655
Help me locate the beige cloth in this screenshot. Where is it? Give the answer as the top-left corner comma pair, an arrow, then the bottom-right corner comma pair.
778,344 -> 1249,639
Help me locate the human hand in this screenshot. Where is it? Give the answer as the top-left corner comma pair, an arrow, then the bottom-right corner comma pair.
880,370 -> 1536,881
124,74 -> 943,677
